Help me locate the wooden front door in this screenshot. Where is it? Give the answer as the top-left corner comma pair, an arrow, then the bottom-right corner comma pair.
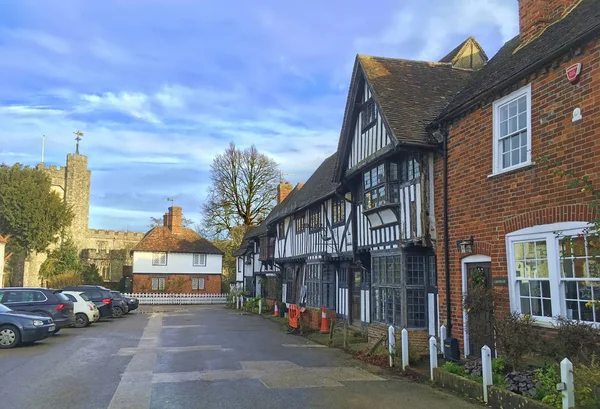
351,268 -> 362,326
465,262 -> 494,358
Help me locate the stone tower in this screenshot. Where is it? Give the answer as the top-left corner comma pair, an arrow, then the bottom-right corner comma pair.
16,149 -> 144,287
64,153 -> 91,237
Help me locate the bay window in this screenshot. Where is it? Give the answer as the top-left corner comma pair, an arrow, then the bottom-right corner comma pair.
362,156 -> 420,212
372,250 -> 434,328
507,222 -> 600,325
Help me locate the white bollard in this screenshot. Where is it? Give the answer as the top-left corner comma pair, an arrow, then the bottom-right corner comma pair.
440,324 -> 447,344
259,299 -> 262,315
429,336 -> 438,381
481,345 -> 493,404
388,325 -> 395,368
561,358 -> 575,409
401,328 -> 409,370
236,296 -> 240,309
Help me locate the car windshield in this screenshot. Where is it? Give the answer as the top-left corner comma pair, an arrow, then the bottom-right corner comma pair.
79,293 -> 91,301
0,304 -> 12,313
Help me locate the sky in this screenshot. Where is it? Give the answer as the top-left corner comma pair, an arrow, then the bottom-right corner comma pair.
0,0 -> 519,232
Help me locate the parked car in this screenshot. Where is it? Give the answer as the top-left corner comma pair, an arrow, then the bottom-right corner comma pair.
62,291 -> 100,328
110,291 -> 130,315
123,295 -> 139,312
0,303 -> 55,349
108,291 -> 126,317
0,288 -> 75,333
62,285 -> 113,319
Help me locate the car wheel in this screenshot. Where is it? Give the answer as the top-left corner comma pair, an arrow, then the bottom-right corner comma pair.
112,307 -> 123,318
0,325 -> 21,349
74,313 -> 90,328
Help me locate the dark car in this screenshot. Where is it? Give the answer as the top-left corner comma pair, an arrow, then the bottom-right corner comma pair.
110,291 -> 129,316
123,295 -> 139,312
0,288 -> 75,333
0,303 -> 55,348
62,285 -> 113,318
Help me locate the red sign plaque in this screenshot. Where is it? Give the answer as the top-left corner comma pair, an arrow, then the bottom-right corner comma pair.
566,63 -> 582,84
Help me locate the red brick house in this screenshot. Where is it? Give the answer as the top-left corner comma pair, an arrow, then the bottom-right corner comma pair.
131,206 -> 224,293
429,0 -> 600,356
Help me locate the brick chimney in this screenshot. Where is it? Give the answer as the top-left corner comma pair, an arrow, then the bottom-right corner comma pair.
277,182 -> 293,204
519,0 -> 578,45
165,206 -> 183,234
162,213 -> 168,227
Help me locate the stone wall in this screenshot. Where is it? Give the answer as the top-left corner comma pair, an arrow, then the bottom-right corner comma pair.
132,273 -> 222,294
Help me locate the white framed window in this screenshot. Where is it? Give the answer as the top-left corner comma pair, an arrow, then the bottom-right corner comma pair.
506,222 -> 600,325
152,252 -> 167,266
492,84 -> 532,175
193,253 -> 206,267
151,277 -> 165,291
192,277 -> 205,290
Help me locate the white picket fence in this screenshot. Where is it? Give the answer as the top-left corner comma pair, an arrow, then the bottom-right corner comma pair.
122,293 -> 227,305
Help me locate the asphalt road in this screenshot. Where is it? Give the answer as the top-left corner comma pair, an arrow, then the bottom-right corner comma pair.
0,306 -> 480,409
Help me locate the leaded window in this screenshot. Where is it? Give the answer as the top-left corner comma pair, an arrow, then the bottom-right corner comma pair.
332,197 -> 345,225
295,214 -> 305,234
322,264 -> 336,310
361,99 -> 376,131
309,207 -> 321,232
363,156 -> 420,211
371,251 -> 434,328
152,252 -> 167,266
192,277 -> 205,290
151,277 -> 165,291
193,253 -> 206,267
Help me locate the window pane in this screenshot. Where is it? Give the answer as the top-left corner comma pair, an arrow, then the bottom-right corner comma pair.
407,289 -> 426,327
500,121 -> 508,137
511,147 -> 519,166
502,153 -> 510,169
541,281 -> 551,298
518,95 -> 527,113
521,146 -> 528,163
520,282 -> 530,296
520,297 -> 531,314
389,163 -> 398,181
364,172 -> 371,190
500,105 -> 508,121
377,164 -> 385,184
518,112 -> 527,130
508,100 -> 517,117
371,170 -> 377,187
562,259 -> 574,278
509,117 -> 518,134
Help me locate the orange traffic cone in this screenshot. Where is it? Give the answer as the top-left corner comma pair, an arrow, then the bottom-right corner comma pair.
320,305 -> 329,334
274,302 -> 279,317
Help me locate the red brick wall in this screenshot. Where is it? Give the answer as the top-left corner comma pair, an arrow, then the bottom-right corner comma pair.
368,324 -> 430,354
434,38 -> 600,350
132,274 -> 222,293
298,306 -> 336,331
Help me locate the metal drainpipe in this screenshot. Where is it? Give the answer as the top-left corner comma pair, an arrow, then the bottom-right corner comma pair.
442,128 -> 452,338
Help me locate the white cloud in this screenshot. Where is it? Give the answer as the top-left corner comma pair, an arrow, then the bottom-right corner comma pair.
5,29 -> 70,54
355,0 -> 518,61
80,91 -> 161,124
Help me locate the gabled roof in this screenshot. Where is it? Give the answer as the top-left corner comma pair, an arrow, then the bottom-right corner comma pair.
265,153 -> 339,225
439,36 -> 488,69
435,0 -> 600,123
132,226 -> 223,255
334,54 -> 475,180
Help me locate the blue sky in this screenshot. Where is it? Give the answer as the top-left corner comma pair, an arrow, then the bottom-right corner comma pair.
0,0 -> 519,232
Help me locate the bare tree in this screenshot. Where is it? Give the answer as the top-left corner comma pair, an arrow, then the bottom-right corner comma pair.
202,142 -> 279,236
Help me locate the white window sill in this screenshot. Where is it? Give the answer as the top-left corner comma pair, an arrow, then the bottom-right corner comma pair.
488,161 -> 535,179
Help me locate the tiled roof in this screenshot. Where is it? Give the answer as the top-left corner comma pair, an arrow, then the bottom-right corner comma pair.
333,54 -> 475,179
436,0 -> 600,122
132,226 -> 223,255
265,153 -> 339,225
359,55 -> 475,146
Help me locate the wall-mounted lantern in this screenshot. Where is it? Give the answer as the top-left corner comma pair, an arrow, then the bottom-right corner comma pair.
456,236 -> 474,254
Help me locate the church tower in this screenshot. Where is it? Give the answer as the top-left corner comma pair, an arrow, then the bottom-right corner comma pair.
64,153 -> 91,236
